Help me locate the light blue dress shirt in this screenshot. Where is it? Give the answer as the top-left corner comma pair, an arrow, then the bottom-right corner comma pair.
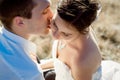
0,27 -> 44,80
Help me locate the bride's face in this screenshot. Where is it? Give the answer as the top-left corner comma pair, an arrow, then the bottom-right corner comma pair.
51,14 -> 80,42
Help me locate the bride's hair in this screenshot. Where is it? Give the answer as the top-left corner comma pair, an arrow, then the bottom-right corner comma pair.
57,0 -> 101,34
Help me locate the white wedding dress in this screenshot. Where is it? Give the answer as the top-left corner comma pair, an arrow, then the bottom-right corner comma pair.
52,40 -> 102,80
52,40 -> 120,80
52,28 -> 120,80
101,60 -> 120,80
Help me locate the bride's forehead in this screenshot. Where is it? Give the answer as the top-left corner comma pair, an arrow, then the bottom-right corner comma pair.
54,15 -> 68,25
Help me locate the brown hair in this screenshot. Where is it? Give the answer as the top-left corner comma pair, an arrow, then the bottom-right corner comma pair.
0,0 -> 36,29
57,0 -> 101,34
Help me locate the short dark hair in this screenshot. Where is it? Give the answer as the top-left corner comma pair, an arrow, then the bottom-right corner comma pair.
0,0 -> 36,29
57,0 -> 101,34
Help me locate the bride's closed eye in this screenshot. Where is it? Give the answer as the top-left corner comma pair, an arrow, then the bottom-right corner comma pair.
60,32 -> 72,38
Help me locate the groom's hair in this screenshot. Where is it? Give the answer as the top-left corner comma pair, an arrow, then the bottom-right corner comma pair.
0,0 -> 36,29
57,0 -> 101,34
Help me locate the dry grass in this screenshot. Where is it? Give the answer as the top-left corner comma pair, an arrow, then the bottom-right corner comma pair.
92,0 -> 120,62
34,0 -> 120,62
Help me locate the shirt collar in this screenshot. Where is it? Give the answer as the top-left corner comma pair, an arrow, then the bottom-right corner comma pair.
1,27 -> 37,54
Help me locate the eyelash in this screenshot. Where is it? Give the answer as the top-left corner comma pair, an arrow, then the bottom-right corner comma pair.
61,32 -> 70,37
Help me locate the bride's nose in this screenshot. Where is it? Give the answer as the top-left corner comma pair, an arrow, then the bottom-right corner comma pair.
54,33 -> 60,39
52,30 -> 60,39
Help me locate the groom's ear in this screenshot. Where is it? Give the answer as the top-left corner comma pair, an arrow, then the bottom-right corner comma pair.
13,16 -> 25,27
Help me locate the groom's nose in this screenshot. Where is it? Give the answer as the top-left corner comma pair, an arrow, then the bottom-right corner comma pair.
48,8 -> 53,21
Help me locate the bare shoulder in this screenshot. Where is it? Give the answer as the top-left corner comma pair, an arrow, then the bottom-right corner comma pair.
70,49 -> 101,73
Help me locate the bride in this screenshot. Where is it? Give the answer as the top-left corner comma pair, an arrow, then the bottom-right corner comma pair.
40,0 -> 120,80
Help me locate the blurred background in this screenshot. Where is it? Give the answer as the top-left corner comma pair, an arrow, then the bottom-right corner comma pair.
30,0 -> 120,62
0,0 -> 120,62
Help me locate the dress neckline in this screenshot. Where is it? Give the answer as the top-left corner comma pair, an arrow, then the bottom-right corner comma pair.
53,40 -> 70,70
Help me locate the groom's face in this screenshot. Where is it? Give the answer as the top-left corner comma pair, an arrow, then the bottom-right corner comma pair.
24,0 -> 53,36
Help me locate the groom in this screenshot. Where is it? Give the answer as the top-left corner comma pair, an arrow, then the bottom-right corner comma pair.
0,0 -> 53,80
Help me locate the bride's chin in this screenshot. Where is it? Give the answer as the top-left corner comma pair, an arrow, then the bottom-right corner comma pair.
51,35 -> 59,40
52,36 -> 58,40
